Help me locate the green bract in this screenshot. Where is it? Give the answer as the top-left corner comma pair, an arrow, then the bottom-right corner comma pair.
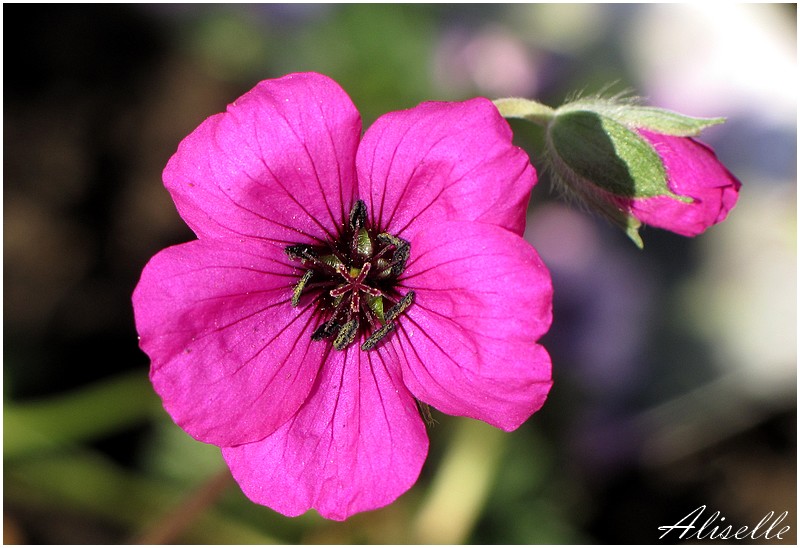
584,104 -> 725,137
549,109 -> 679,200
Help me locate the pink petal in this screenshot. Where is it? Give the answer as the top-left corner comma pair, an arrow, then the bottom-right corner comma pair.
132,237 -> 325,447
627,131 -> 742,236
222,347 -> 428,521
163,72 -> 361,245
393,221 -> 553,431
356,98 -> 536,240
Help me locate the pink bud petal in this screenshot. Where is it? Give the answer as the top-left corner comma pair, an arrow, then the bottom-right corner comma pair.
627,130 -> 742,236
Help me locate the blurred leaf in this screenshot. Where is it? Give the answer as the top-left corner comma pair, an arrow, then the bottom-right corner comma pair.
5,449 -> 281,543
4,370 -> 160,458
472,424 -> 586,544
183,7 -> 274,82
139,420 -> 225,486
284,4 -> 436,121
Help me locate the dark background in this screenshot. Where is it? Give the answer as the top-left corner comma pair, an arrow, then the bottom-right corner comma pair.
4,4 -> 796,544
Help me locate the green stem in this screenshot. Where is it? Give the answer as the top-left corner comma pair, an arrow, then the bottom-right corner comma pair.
493,98 -> 555,127
411,418 -> 506,543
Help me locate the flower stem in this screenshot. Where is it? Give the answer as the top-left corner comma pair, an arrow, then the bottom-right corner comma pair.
493,97 -> 555,127
411,418 -> 506,543
131,467 -> 234,544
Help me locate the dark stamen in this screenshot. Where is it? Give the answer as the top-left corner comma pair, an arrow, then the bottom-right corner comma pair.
361,321 -> 395,351
333,319 -> 359,350
311,319 -> 340,340
385,291 -> 415,322
285,244 -> 318,262
390,242 -> 410,277
349,200 -> 368,230
291,270 -> 314,307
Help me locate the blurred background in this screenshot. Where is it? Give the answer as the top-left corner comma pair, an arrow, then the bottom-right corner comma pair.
4,4 -> 796,544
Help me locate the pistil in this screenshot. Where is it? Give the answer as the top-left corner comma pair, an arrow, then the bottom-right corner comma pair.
286,200 -> 414,351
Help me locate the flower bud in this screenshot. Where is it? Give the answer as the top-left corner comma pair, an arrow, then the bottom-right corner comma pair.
545,100 -> 741,246
495,97 -> 742,246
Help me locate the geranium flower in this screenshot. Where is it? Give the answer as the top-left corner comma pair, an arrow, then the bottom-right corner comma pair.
132,72 -> 553,520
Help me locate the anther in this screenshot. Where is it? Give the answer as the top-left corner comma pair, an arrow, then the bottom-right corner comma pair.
285,244 -> 318,262
349,200 -> 368,230
361,321 -> 395,351
311,319 -> 340,341
390,242 -> 410,277
376,233 -> 410,277
291,270 -> 314,307
385,291 -> 415,322
333,319 -> 359,350
376,232 -> 404,248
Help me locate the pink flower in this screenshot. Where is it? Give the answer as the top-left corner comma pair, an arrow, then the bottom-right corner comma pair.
618,129 -> 741,237
132,73 -> 553,520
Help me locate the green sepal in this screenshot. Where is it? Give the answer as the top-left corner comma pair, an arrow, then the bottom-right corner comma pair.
546,134 -> 646,248
549,109 -> 690,202
591,195 -> 645,249
599,105 -> 725,137
624,217 -> 644,249
416,399 -> 436,427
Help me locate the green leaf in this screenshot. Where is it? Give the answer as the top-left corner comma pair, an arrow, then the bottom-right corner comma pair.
549,110 -> 682,200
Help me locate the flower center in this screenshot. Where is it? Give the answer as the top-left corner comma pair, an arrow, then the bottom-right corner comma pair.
285,200 -> 414,351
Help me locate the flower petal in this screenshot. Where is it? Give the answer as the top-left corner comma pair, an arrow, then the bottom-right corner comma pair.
163,72 -> 361,245
222,347 -> 428,521
393,221 -> 553,431
132,237 -> 326,446
356,98 -> 536,240
627,131 -> 742,236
